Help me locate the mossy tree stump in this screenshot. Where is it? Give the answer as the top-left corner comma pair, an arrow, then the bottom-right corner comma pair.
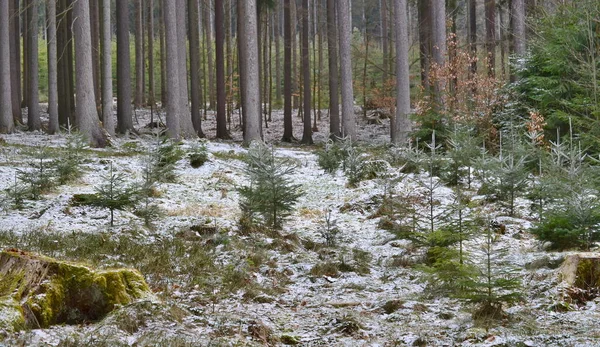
559,254 -> 600,304
0,249 -> 153,330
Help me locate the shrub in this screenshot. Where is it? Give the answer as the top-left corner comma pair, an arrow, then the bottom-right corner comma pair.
18,146 -> 56,200
188,142 -> 209,168
316,140 -> 344,173
54,133 -> 88,185
238,142 -> 303,229
152,138 -> 184,183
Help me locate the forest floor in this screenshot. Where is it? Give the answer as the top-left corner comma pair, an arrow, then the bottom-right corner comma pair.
0,108 -> 599,346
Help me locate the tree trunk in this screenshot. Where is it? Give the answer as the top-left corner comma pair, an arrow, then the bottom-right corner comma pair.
135,0 -> 144,108
0,0 -> 13,133
512,0 -> 526,56
393,0 -> 411,145
73,0 -> 107,147
431,0 -> 446,67
147,0 -> 155,107
204,0 -> 215,109
27,0 -> 40,131
101,0 -> 114,136
159,0 -> 167,106
177,0 -> 196,137
337,0 -> 355,140
301,0 -> 312,144
9,0 -> 21,124
381,0 -> 389,82
239,0 -> 261,144
116,0 -> 133,133
485,0 -> 496,77
90,0 -> 100,111
468,0 -> 477,75
327,0 -> 340,139
274,2 -> 281,104
215,0 -> 228,138
282,0 -> 293,142
163,0 -> 180,139
47,0 -> 59,134
189,0 -> 204,137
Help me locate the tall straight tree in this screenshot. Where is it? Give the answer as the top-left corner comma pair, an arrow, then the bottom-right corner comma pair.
27,0 -> 40,131
282,0 -> 294,142
116,0 -> 133,133
393,0 -> 411,144
135,0 -> 144,108
381,0 -> 389,82
204,0 -> 215,109
164,0 -> 181,139
468,0 -> 477,75
189,0 -> 204,136
337,0 -> 355,140
0,0 -> 14,133
485,0 -> 496,76
239,0 -> 261,144
101,0 -> 114,136
215,0 -> 228,138
73,0 -> 107,147
512,0 -> 526,57
9,0 -> 21,124
418,0 -> 432,90
47,0 -> 59,134
176,0 -> 196,137
300,0 -> 312,144
431,0 -> 446,67
327,0 -> 340,139
147,0 -> 155,107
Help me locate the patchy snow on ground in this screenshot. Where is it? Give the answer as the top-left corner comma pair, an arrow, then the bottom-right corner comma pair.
0,109 -> 599,346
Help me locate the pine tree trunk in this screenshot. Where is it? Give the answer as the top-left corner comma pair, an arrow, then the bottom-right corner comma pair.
147,0 -> 155,107
337,0 -> 355,140
135,0 -> 144,108
274,3 -> 282,104
215,0 -> 228,138
73,0 -> 107,147
282,0 -> 293,142
301,0 -> 312,144
90,0 -> 101,111
393,0 -> 411,145
239,0 -> 261,144
189,0 -> 204,136
204,0 -> 215,109
116,0 -> 133,133
485,0 -> 496,77
9,0 -> 21,124
327,0 -> 340,139
381,0 -> 389,83
163,0 -> 181,139
159,0 -> 167,106
469,0 -> 477,75
47,0 -> 59,134
177,0 -> 196,137
0,0 -> 13,133
27,0 -> 41,131
512,0 -> 525,56
101,0 -> 115,136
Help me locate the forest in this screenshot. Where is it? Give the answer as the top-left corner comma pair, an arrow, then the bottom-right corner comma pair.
0,0 -> 600,345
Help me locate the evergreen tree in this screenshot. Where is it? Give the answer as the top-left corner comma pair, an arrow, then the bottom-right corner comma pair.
92,162 -> 137,227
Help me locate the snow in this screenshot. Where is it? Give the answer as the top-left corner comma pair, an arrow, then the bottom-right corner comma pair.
0,110 -> 599,346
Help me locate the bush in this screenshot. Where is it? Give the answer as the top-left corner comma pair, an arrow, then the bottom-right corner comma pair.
54,133 -> 88,185
189,142 -> 209,168
18,146 -> 56,200
152,139 -> 184,183
316,140 -> 344,173
238,142 -> 303,229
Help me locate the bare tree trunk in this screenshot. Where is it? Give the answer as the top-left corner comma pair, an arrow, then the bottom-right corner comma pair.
215,0 -> 229,138
301,0 -> 312,144
9,0 -> 21,124
22,0 -> 28,109
338,0 -> 355,140
117,0 -> 133,133
73,0 -> 107,147
431,0 -> 446,67
282,0 -> 293,142
164,0 -> 180,139
159,0 -> 167,107
290,0 -> 297,110
27,0 -> 41,131
327,0 -> 340,139
135,0 -> 144,108
47,0 -> 59,134
101,0 -> 114,136
177,0 -> 196,137
147,0 -> 155,107
204,0 -> 216,109
90,0 -> 100,111
0,0 -> 14,133
512,0 -> 526,56
485,0 -> 496,77
189,0 -> 204,136
239,0 -> 261,144
274,2 -> 281,104
468,0 -> 477,75
393,0 -> 411,145
381,0 -> 389,82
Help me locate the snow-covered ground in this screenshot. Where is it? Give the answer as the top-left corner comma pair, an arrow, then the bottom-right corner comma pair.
0,109 -> 599,346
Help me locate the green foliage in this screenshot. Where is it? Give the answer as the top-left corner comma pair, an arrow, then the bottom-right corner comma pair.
188,142 -> 209,169
54,134 -> 88,185
319,208 -> 339,247
3,173 -> 28,210
316,140 -> 345,174
441,126 -> 482,187
17,146 -> 56,200
515,0 -> 600,150
152,139 -> 184,183
85,163 -> 138,227
238,143 -> 303,229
